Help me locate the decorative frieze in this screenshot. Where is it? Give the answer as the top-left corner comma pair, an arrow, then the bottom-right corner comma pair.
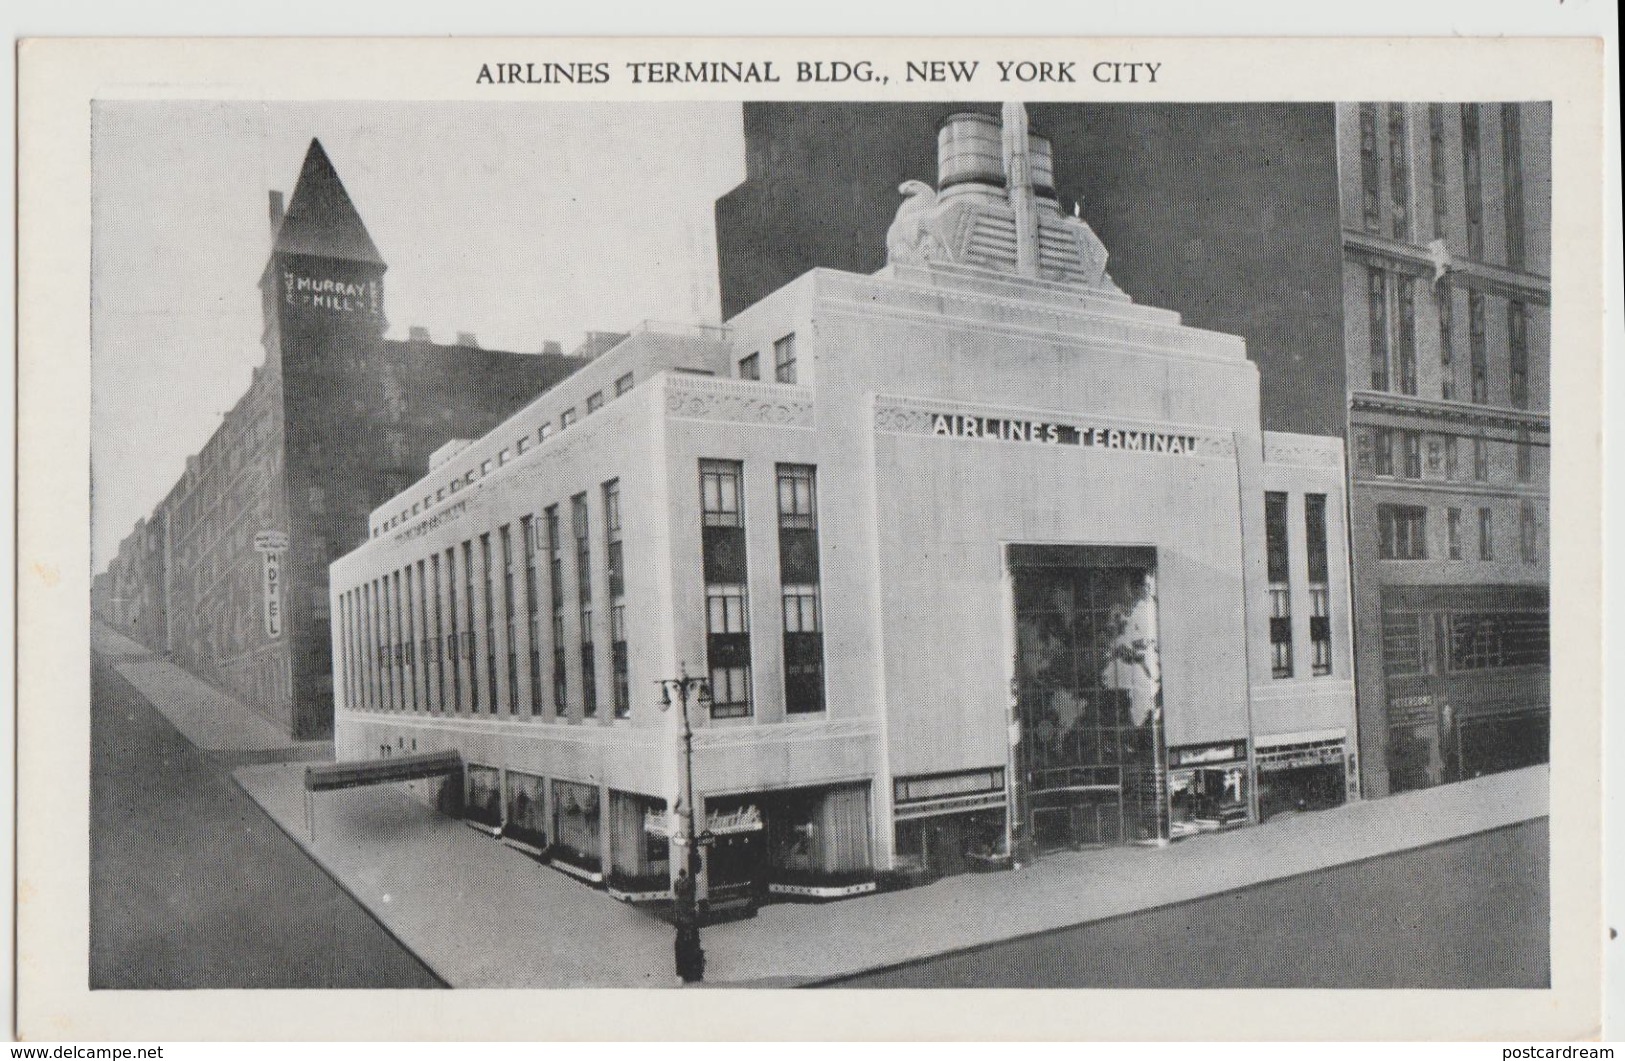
664,374 -> 814,428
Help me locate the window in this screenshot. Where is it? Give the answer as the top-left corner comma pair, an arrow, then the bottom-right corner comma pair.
417,559 -> 431,710
779,465 -> 825,713
1396,277 -> 1417,395
587,391 -> 604,414
739,353 -> 760,380
1508,301 -> 1529,409
560,408 -> 577,429
1516,433 -> 1533,483
538,423 -> 553,443
402,567 -> 417,711
499,448 -> 511,466
615,372 -> 634,397
1305,494 -> 1332,676
1265,492 -> 1292,678
1381,607 -> 1432,677
1478,507 -> 1494,561
1474,437 -> 1489,481
1447,508 -> 1463,560
573,494 -> 596,717
1378,505 -> 1427,560
521,515 -> 543,715
1444,436 -> 1459,480
1520,502 -> 1539,564
1450,611 -> 1547,670
773,334 -> 797,384
604,480 -> 629,718
1387,104 -> 1410,239
481,460 -> 492,476
1401,431 -> 1422,479
1373,427 -> 1395,477
1461,104 -> 1484,259
1502,104 -> 1525,268
700,460 -> 751,718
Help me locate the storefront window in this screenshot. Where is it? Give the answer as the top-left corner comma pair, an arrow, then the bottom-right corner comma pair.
607,791 -> 669,893
504,771 -> 547,850
551,780 -> 601,873
465,764 -> 502,829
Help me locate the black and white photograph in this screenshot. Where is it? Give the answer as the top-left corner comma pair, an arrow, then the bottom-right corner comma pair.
15,33 -> 1610,1043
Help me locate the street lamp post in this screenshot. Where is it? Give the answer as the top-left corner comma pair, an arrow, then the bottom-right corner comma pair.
658,665 -> 712,983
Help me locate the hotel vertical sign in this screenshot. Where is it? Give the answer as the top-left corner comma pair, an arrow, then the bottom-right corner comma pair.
254,530 -> 289,639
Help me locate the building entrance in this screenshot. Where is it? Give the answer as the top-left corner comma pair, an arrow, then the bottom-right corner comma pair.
1009,545 -> 1168,849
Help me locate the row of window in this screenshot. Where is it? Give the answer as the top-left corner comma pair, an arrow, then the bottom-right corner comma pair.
371,369 -> 639,538
700,459 -> 826,719
1382,606 -> 1548,677
1263,492 -> 1335,679
1366,268 -> 1533,409
1360,427 -> 1541,485
737,333 -> 798,384
1358,102 -> 1529,268
1376,502 -> 1542,564
338,481 -> 628,721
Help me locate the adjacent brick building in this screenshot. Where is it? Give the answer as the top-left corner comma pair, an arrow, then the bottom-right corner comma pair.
96,139 -> 588,737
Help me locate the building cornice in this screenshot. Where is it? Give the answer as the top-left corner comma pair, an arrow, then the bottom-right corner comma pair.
1342,229 -> 1550,306
1350,391 -> 1549,436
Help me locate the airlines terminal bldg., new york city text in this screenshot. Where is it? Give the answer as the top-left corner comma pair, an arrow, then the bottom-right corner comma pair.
328,105 -> 1358,900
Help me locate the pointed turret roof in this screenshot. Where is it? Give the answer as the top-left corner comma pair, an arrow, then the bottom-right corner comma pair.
271,139 -> 385,265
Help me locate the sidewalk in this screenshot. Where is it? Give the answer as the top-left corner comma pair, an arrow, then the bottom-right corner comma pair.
236,754 -> 1547,988
93,621 -> 310,754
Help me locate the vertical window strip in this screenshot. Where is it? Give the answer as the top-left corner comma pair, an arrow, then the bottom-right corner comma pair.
1429,103 -> 1449,240
1265,491 -> 1293,679
1368,268 -> 1390,391
1448,507 -> 1463,560
464,542 -> 479,712
701,460 -> 752,718
482,534 -> 498,714
1461,104 -> 1484,259
417,559 -> 431,711
1501,104 -> 1525,269
447,547 -> 462,712
431,552 -> 445,712
1438,288 -> 1456,401
502,525 -> 519,714
1396,275 -> 1417,395
1520,501 -> 1538,564
522,516 -> 543,716
774,334 -> 797,383
778,464 -> 825,714
605,480 -> 630,719
1387,103 -> 1410,239
1359,103 -> 1382,231
1479,507 -> 1495,561
1305,494 -> 1332,676
1469,290 -> 1489,403
547,506 -> 567,716
1508,301 -> 1529,409
573,495 -> 596,717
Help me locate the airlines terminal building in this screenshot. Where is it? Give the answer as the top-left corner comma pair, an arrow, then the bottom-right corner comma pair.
328,106 -> 1358,900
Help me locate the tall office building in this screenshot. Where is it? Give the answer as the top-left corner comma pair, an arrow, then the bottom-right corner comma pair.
1336,103 -> 1551,796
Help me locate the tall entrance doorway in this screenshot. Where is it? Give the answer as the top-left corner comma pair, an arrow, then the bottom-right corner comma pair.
1010,545 -> 1168,848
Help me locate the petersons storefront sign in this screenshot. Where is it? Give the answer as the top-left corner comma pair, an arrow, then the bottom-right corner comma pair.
874,396 -> 1233,459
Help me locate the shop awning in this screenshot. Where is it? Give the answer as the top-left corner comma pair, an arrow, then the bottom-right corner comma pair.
304,749 -> 462,792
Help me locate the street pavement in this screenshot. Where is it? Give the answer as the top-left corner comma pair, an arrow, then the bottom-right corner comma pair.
90,625 -> 444,988
821,818 -> 1548,988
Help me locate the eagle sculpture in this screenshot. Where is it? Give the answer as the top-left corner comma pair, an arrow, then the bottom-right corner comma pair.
885,180 -> 945,266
